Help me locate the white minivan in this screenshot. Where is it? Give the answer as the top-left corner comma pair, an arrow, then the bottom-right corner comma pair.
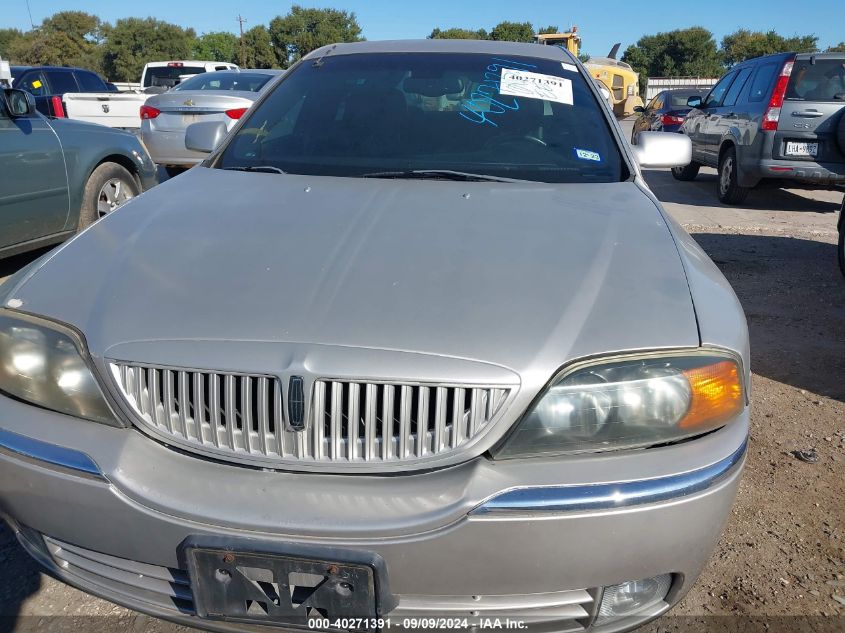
140,61 -> 239,91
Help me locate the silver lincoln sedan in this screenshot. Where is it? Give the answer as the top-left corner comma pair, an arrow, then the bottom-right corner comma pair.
0,40 -> 749,632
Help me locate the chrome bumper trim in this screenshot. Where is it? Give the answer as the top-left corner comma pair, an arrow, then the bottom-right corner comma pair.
472,439 -> 747,515
0,428 -> 104,477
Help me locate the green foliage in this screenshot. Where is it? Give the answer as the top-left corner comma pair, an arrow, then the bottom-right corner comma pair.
0,28 -> 25,60
269,5 -> 363,68
489,21 -> 535,43
622,27 -> 724,92
428,27 -> 488,40
828,42 -> 845,53
538,26 -> 560,35
242,26 -> 277,68
7,12 -> 104,72
721,29 -> 818,66
193,31 -> 239,63
102,18 -> 196,81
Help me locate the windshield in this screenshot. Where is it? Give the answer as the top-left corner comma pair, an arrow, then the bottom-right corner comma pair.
144,66 -> 206,88
667,91 -> 702,108
174,71 -> 274,92
216,52 -> 625,183
786,59 -> 845,102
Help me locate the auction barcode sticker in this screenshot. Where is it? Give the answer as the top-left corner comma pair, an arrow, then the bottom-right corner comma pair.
499,68 -> 574,105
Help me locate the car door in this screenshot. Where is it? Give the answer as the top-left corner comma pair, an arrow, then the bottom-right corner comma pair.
0,94 -> 70,250
688,71 -> 737,164
633,94 -> 658,138
646,93 -> 664,131
710,66 -> 754,150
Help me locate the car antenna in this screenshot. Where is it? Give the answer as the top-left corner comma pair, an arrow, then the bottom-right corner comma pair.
312,45 -> 337,68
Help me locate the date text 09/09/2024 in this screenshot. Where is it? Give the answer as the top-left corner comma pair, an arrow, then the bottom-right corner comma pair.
308,618 -> 530,630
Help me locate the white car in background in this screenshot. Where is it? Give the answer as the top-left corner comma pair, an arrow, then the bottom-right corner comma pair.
140,69 -> 282,176
140,61 -> 239,92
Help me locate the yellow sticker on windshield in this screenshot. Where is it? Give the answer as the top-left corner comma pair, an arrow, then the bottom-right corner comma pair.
31,79 -> 42,88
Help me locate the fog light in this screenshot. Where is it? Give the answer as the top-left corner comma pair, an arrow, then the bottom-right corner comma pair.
596,574 -> 672,623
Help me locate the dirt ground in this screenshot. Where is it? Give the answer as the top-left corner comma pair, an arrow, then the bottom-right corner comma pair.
1,134 -> 844,632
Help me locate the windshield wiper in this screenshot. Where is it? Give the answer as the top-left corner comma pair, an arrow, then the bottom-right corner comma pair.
361,169 -> 526,183
222,165 -> 287,175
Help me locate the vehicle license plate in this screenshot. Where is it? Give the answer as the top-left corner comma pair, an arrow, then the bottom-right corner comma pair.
785,141 -> 818,157
188,547 -> 378,630
182,113 -> 200,124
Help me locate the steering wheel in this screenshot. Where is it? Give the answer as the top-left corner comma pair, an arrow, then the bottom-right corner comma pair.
484,133 -> 548,148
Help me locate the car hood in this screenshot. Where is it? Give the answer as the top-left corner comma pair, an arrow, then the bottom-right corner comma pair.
9,167 -> 699,386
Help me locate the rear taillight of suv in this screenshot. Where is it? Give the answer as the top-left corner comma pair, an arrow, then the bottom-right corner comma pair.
50,96 -> 66,118
762,57 -> 796,131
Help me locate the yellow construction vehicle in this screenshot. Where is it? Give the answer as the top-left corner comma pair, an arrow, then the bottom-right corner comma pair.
534,27 -> 644,118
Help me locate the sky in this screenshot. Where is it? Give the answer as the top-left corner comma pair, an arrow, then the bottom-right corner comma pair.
4,0 -> 845,57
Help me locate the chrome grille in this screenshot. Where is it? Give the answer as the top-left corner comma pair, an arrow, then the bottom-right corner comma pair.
110,363 -> 512,467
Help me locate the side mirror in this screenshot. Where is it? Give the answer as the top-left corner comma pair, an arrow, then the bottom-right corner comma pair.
185,121 -> 228,153
687,96 -> 702,108
633,105 -> 646,113
631,131 -> 692,168
3,89 -> 36,117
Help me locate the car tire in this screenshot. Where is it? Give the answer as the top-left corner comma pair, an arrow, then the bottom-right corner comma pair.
838,223 -> 845,279
717,147 -> 751,205
839,198 -> 845,278
837,110 -> 845,156
78,162 -> 139,231
671,161 -> 701,181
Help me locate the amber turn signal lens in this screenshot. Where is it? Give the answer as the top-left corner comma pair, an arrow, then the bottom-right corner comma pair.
680,360 -> 743,429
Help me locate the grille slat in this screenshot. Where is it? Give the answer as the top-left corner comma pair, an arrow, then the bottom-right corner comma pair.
110,363 -> 512,469
348,382 -> 360,461
209,374 -> 221,448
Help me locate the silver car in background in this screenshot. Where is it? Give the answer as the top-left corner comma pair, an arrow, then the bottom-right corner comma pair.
140,70 -> 282,175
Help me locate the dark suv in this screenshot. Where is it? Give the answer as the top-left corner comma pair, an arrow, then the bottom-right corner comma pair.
673,52 -> 845,204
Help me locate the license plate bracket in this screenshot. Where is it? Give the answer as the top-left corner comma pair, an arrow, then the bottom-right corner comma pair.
785,141 -> 819,157
183,537 -> 394,631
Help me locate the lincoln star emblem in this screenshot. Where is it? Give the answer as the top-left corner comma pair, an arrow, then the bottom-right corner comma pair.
183,99 -> 194,107
287,376 -> 306,431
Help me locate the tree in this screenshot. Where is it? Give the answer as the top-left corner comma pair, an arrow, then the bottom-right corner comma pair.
828,42 -> 845,53
193,31 -> 238,63
7,11 -> 104,71
242,25 -> 277,68
623,27 -> 723,91
538,26 -> 559,35
721,29 -> 817,66
102,18 -> 196,81
428,27 -> 488,40
490,21 -> 534,43
269,5 -> 363,68
0,28 -> 24,59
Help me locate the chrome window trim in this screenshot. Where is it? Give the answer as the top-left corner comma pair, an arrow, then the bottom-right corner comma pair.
0,428 -> 104,478
472,438 -> 747,515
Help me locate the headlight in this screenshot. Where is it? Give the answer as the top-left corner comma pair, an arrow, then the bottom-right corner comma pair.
0,310 -> 117,425
496,352 -> 744,458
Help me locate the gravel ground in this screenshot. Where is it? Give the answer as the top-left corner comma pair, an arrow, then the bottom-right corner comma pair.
1,125 -> 843,632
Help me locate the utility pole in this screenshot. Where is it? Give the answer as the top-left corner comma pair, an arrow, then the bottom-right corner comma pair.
25,0 -> 36,30
237,15 -> 247,67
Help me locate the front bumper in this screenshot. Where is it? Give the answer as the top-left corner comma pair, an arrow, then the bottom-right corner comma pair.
0,393 -> 747,632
